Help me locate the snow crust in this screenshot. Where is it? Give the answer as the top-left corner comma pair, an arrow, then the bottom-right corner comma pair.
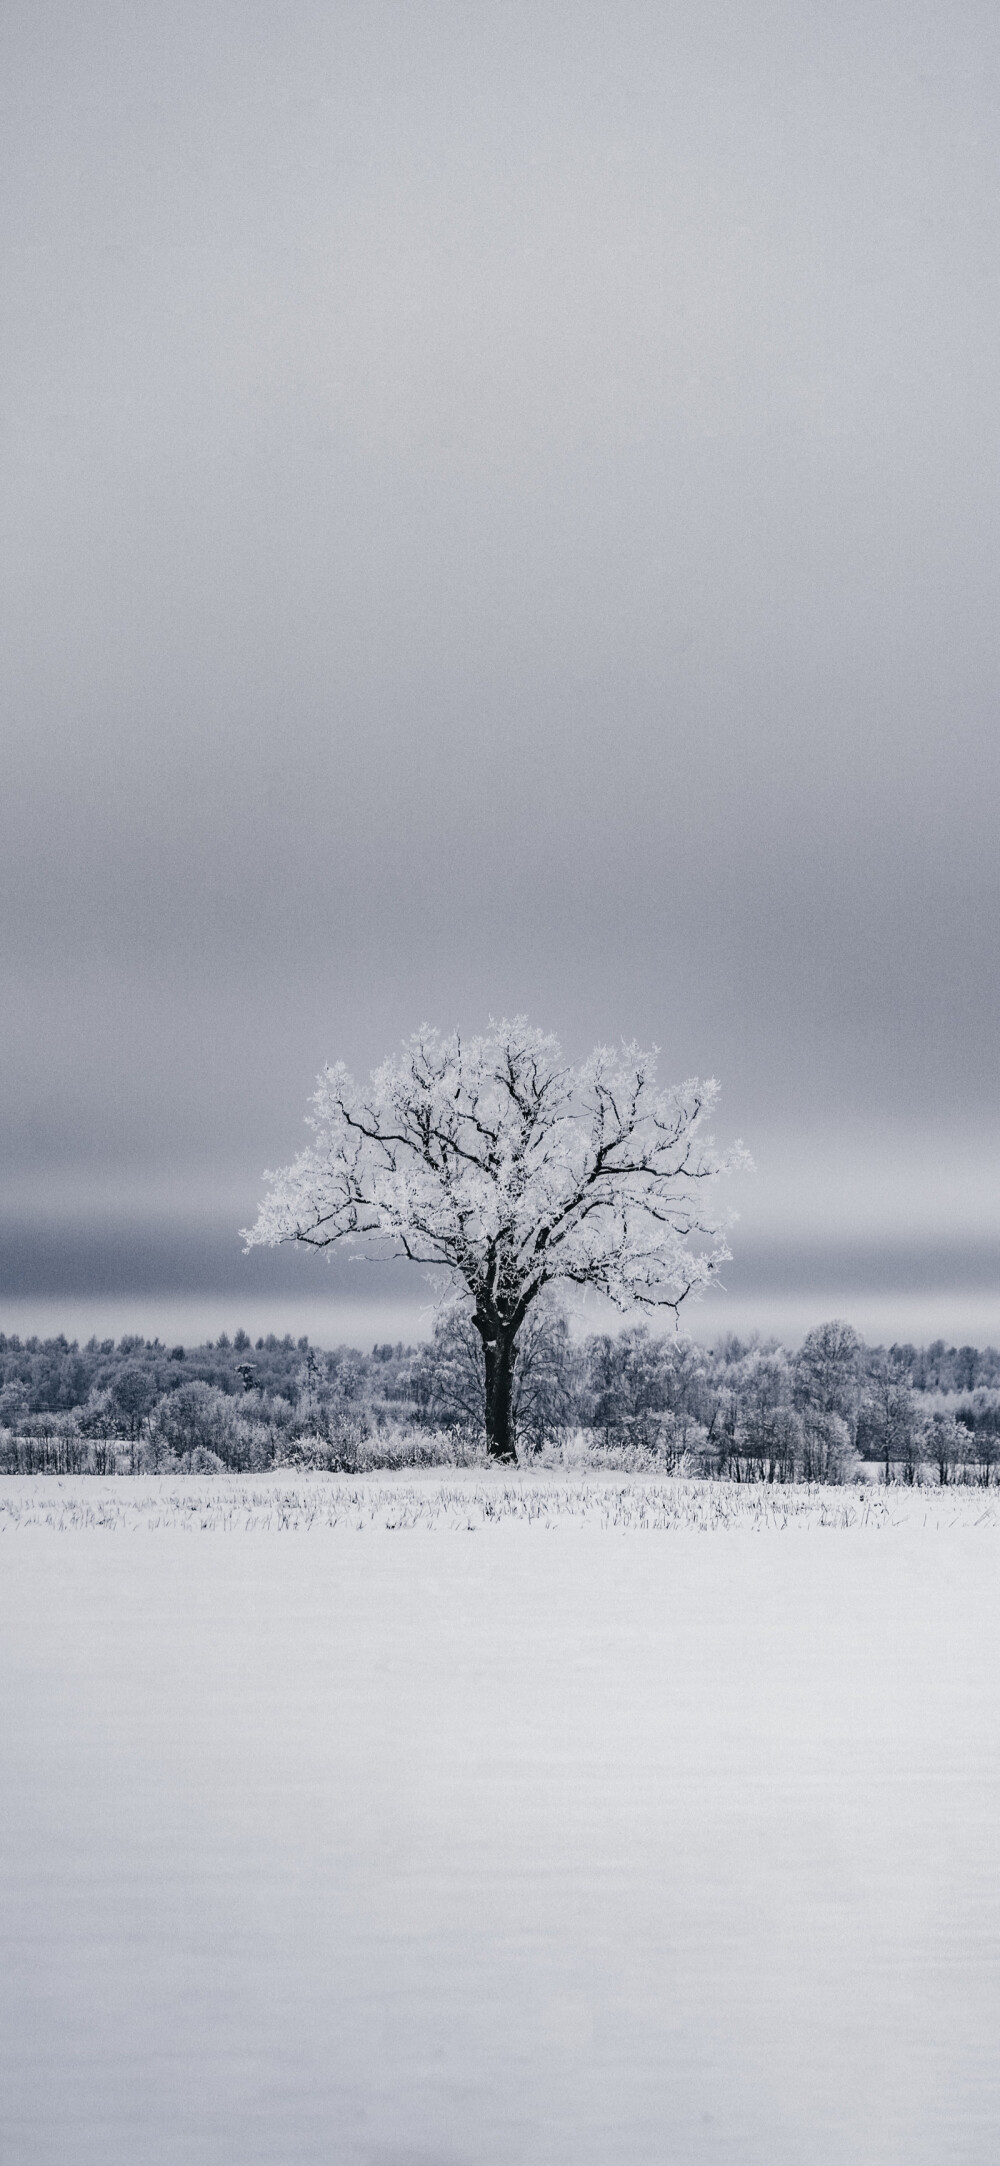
1,1479 -> 998,2163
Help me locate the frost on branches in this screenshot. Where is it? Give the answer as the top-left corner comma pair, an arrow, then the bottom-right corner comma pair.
244,1020 -> 749,1461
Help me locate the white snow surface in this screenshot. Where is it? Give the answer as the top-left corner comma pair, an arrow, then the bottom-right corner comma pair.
1,1475 -> 998,2164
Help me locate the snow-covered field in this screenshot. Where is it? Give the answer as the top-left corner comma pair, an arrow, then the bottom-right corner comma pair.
2,1476 -> 998,2164
3,1468 -> 1000,1532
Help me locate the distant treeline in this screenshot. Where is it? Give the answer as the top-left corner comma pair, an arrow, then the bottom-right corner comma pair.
2,1315 -> 1000,1483
5,1308 -> 1000,1481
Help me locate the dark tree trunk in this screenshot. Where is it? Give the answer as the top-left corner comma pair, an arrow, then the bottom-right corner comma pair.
481,1322 -> 518,1462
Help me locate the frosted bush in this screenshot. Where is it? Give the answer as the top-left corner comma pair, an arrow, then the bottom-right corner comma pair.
153,1382 -> 239,1459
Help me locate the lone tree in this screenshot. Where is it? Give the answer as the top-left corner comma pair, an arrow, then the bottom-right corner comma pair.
244,1020 -> 748,1461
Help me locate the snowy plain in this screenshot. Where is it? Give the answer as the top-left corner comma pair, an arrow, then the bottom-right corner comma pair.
1,1474 -> 998,2165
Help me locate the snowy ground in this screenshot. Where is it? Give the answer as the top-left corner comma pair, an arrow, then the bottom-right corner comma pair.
1,1478 -> 998,2164
3,1469 -> 1000,1532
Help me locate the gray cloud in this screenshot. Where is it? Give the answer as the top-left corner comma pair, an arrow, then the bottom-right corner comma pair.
2,2 -> 999,1336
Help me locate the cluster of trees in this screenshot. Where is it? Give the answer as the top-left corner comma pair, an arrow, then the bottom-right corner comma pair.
9,1027 -> 992,1483
238,1017 -> 995,1472
2,1315 -> 1000,1483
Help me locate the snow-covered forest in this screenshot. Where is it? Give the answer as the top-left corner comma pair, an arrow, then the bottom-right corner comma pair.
4,1314 -> 1000,1483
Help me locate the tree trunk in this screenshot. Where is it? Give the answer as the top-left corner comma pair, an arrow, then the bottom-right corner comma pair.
482,1323 -> 518,1462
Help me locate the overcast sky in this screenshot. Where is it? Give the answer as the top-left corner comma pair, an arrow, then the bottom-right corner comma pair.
3,0 -> 999,1345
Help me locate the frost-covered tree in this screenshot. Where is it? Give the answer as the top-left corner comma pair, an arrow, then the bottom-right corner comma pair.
244,1020 -> 748,1460
411,1305 -> 486,1433
859,1355 -> 920,1484
411,1299 -> 576,1452
792,1320 -> 865,1426
152,1380 -> 238,1461
585,1324 -> 696,1456
107,1364 -> 159,1441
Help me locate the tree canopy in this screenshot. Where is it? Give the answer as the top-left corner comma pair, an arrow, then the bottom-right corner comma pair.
244,1019 -> 749,1457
